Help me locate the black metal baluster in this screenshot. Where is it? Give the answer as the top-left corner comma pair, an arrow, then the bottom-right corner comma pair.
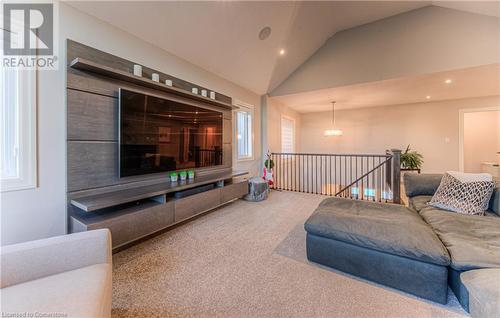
334,155 -> 337,195
320,155 -> 323,195
294,154 -> 296,192
328,155 -> 331,196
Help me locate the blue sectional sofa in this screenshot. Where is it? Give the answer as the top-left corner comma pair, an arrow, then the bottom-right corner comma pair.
304,174 -> 500,311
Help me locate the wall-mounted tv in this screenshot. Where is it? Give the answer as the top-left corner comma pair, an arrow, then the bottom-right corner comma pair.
119,88 -> 223,178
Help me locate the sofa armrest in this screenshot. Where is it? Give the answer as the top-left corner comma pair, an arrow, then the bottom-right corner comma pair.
1,229 -> 111,288
403,173 -> 443,198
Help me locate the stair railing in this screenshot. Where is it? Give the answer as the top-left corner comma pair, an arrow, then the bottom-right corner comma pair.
270,150 -> 401,203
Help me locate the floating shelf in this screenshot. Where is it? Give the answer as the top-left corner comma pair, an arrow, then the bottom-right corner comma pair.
69,57 -> 237,110
71,171 -> 248,212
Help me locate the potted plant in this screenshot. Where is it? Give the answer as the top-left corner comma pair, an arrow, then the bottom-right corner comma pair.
400,145 -> 424,172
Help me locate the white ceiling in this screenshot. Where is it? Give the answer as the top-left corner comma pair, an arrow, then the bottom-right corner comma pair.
66,1 -> 500,95
272,64 -> 500,113
67,1 -> 434,94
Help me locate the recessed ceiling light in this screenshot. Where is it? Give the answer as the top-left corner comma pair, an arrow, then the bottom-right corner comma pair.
426,95 -> 431,100
444,79 -> 452,84
259,27 -> 271,40
279,49 -> 285,56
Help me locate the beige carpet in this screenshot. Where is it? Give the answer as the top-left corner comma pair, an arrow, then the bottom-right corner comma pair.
112,191 -> 468,318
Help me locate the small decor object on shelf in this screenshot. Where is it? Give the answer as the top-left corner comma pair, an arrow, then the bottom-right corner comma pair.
201,89 -> 208,97
188,170 -> 195,179
192,87 -> 199,94
179,171 -> 187,181
209,91 -> 216,99
133,64 -> 142,77
169,172 -> 178,182
165,79 -> 173,86
401,145 -> 424,172
152,73 -> 160,82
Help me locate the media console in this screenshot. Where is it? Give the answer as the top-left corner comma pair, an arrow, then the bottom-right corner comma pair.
70,171 -> 249,250
66,40 -> 250,251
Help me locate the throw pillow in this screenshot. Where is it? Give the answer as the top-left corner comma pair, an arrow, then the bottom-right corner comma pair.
428,172 -> 495,216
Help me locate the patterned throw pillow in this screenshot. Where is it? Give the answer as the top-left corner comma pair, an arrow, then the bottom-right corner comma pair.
428,172 -> 495,215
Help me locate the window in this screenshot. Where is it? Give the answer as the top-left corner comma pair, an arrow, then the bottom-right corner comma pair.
281,116 -> 295,153
235,102 -> 253,160
0,67 -> 37,192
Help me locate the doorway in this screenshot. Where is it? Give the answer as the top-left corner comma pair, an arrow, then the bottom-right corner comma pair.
459,107 -> 500,176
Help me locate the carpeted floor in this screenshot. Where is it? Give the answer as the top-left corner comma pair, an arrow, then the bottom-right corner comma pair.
112,191 -> 468,318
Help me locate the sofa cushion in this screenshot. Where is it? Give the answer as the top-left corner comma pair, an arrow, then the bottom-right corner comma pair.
461,268 -> 500,318
419,207 -> 500,271
304,197 -> 450,266
1,263 -> 112,318
489,186 -> 500,216
404,173 -> 443,197
410,195 -> 499,216
409,195 -> 433,212
429,172 -> 495,216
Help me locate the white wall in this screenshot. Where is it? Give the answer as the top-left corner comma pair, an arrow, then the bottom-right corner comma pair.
463,110 -> 500,172
265,96 -> 301,153
1,3 -> 262,245
272,6 -> 500,96
298,96 -> 500,173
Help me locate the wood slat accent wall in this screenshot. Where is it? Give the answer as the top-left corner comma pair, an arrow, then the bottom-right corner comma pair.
66,40 -> 233,197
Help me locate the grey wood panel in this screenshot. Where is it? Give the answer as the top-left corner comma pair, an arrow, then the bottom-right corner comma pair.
223,144 -> 232,167
67,89 -> 117,141
67,70 -> 118,98
174,188 -> 221,223
68,141 -> 118,192
223,119 -> 232,144
221,180 -> 249,203
67,40 -> 232,104
80,201 -> 175,248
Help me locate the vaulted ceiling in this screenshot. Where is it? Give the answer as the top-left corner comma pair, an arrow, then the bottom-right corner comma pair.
272,63 -> 500,112
67,1 -> 500,95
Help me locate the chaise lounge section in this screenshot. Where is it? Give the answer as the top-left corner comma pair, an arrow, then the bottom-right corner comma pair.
305,197 -> 451,304
305,174 -> 500,311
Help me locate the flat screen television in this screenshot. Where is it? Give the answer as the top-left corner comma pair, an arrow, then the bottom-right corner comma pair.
119,88 -> 223,178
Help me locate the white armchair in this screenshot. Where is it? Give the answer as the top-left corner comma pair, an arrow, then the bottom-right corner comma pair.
1,229 -> 112,318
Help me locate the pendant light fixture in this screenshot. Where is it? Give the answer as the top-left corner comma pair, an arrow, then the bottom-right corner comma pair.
324,101 -> 343,136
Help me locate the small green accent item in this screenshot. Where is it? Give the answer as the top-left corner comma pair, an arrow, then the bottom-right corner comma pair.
179,171 -> 187,181
401,145 -> 424,170
169,172 -> 178,182
188,170 -> 195,179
